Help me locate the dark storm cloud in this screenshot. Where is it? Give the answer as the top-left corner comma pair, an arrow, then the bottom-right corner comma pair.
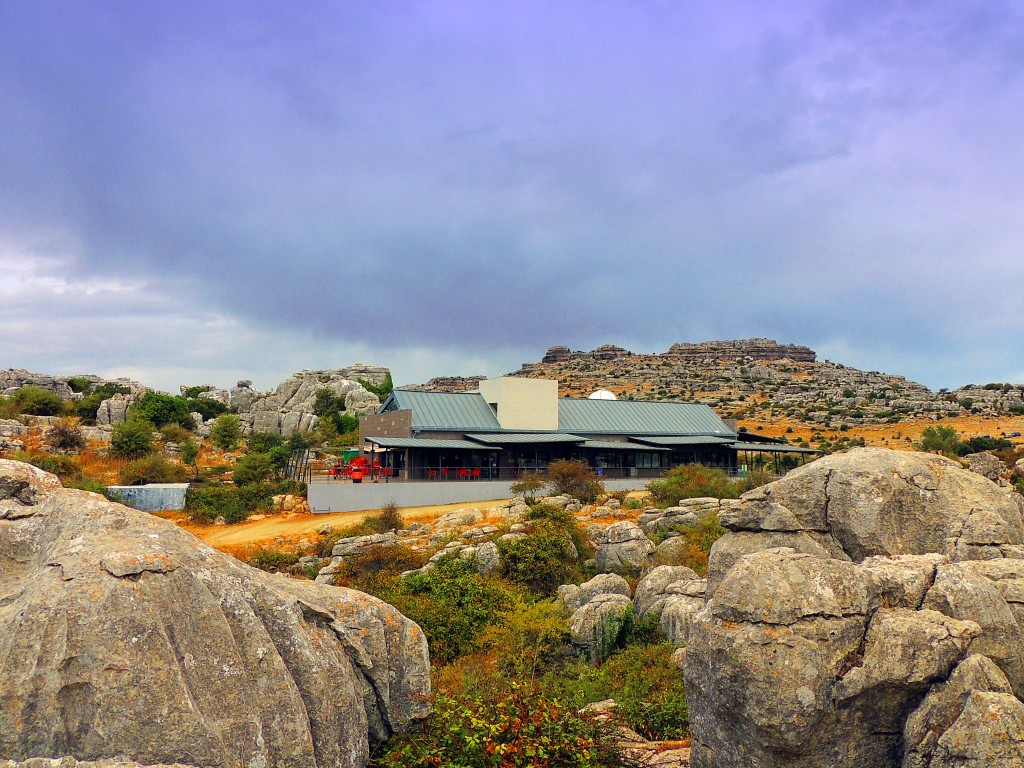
3,1 -> 1024,389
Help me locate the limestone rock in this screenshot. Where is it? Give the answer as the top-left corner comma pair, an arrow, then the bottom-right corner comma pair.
568,593 -> 632,657
686,448 -> 1024,768
238,367 -> 389,436
594,521 -> 654,573
962,451 -> 1006,482
0,459 -> 429,768
559,573 -> 631,612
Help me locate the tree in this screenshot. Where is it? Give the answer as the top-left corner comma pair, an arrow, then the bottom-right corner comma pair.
180,438 -> 200,478
918,425 -> 961,457
510,473 -> 545,504
647,464 -> 741,507
233,452 -> 274,485
110,419 -> 155,458
546,459 -> 604,503
210,413 -> 243,450
130,392 -> 193,429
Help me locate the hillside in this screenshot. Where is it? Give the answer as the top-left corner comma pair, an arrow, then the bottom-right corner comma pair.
416,339 -> 1024,449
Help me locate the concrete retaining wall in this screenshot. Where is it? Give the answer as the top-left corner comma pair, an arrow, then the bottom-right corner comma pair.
307,477 -> 649,513
109,483 -> 190,512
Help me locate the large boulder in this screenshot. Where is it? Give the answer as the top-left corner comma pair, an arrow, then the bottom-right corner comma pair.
687,448 -> 1024,768
594,521 -> 654,573
0,459 -> 429,768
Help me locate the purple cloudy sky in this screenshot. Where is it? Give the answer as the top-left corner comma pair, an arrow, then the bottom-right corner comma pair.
3,1 -> 1024,393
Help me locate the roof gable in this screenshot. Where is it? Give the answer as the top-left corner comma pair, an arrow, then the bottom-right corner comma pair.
556,398 -> 736,437
387,390 -> 501,431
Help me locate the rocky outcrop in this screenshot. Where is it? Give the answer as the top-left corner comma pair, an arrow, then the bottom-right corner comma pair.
594,521 -> 655,573
686,448 -> 1024,768
240,368 -> 387,436
0,459 -> 429,768
667,338 -> 816,363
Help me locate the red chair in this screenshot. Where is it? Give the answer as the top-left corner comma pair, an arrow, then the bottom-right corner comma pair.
341,466 -> 354,480
471,468 -> 481,480
381,467 -> 393,477
440,467 -> 449,479
456,468 -> 469,480
428,469 -> 437,480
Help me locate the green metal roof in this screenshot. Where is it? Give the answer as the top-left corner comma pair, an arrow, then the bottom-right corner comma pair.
557,398 -> 736,437
386,390 -> 501,431
732,442 -> 822,454
466,432 -> 586,444
581,440 -> 670,451
365,436 -> 502,451
381,390 -> 735,438
628,435 -> 736,447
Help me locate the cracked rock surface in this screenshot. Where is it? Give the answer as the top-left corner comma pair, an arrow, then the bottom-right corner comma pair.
0,459 -> 430,768
686,448 -> 1024,768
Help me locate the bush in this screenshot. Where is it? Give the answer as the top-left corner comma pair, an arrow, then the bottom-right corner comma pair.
377,684 -> 623,768
210,413 -> 243,449
12,386 -> 67,416
110,419 -> 155,458
118,454 -> 188,486
184,481 -> 296,524
66,377 -> 93,393
186,395 -> 228,421
25,452 -> 81,481
131,392 -> 193,429
546,459 -> 604,503
248,547 -> 299,573
647,464 -> 741,508
247,432 -> 285,454
917,425 -> 961,457
47,417 -> 86,451
499,521 -> 579,596
651,512 -> 727,576
159,423 -> 193,444
388,556 -> 521,664
550,643 -> 688,741
233,452 -> 275,485
479,601 -> 571,680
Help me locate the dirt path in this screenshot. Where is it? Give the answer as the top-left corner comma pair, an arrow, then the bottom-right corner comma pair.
160,498 -> 513,552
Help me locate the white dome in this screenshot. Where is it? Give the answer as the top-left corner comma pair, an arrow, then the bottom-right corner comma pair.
588,389 -> 617,400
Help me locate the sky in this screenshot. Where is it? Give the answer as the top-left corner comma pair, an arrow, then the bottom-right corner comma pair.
3,0 -> 1024,394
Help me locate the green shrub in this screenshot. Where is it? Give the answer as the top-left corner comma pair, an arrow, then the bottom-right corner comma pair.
26,453 -> 81,480
210,413 -> 243,449
65,377 -> 93,393
110,419 -> 155,458
498,521 -> 579,596
233,452 -> 275,485
388,556 -> 521,664
159,423 -> 193,443
377,684 -> 622,768
480,600 -> 571,679
917,425 -> 961,457
550,643 -> 688,741
186,396 -> 228,421
647,464 -> 741,508
546,459 -> 604,503
12,386 -> 67,416
130,392 -> 193,429
118,454 -> 188,486
184,481 -> 295,524
248,547 -> 299,572
247,431 -> 285,453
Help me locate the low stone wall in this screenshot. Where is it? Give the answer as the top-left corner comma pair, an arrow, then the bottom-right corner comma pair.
307,477 -> 648,513
108,483 -> 190,512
